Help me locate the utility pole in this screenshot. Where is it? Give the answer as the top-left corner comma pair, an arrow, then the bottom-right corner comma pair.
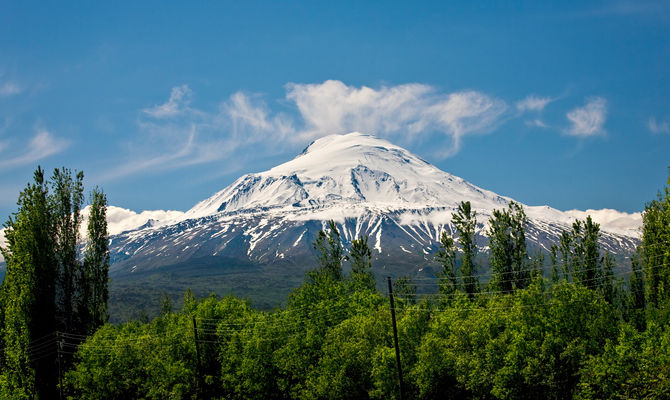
192,317 -> 204,396
387,276 -> 405,400
56,332 -> 63,400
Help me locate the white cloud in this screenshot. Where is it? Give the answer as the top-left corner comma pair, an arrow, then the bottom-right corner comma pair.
564,208 -> 642,237
222,92 -> 294,141
142,84 -> 193,118
525,119 -> 549,128
648,117 -> 670,134
0,82 -> 21,97
565,97 -> 607,136
286,80 -> 507,154
516,95 -> 553,112
0,129 -> 70,170
80,205 -> 184,236
109,81 -> 509,179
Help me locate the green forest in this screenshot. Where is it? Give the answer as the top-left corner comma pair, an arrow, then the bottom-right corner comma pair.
1,168 -> 669,399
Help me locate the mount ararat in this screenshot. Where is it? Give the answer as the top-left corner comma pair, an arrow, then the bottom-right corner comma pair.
106,133 -> 639,282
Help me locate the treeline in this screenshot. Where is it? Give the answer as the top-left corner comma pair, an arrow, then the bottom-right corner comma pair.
0,167 -> 110,399
62,173 -> 670,399
2,169 -> 670,399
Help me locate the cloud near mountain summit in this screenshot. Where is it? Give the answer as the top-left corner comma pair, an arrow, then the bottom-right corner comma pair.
113,80 -> 607,179
284,80 -> 507,153
118,80 -> 509,178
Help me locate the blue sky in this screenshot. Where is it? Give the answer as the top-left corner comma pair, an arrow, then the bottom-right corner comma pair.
1,0 -> 669,219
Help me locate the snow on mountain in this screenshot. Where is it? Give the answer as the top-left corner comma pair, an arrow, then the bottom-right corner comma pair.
105,132 -> 642,278
180,132 -> 639,237
183,132 -> 509,219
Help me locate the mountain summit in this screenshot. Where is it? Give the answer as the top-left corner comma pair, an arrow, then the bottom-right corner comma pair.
183,132 -> 510,220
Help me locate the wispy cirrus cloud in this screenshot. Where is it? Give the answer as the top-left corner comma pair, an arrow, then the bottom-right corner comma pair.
106,80 -> 510,179
222,91 -> 295,141
0,82 -> 21,97
142,84 -> 194,118
516,95 -> 554,112
525,119 -> 550,129
565,97 -> 607,136
109,83 -> 618,180
0,129 -> 70,170
647,117 -> 670,134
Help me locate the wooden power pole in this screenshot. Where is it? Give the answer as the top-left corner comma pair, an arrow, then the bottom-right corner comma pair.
387,276 -> 405,400
192,317 -> 205,396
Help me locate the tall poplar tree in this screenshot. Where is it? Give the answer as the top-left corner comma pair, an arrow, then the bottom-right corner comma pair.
488,207 -> 514,293
51,168 -> 85,332
452,201 -> 479,299
348,235 -> 375,291
312,220 -> 345,281
509,202 -> 530,289
82,188 -> 110,334
550,244 -> 559,283
435,231 -> 459,296
487,201 -> 530,293
0,167 -> 57,398
570,217 -> 601,288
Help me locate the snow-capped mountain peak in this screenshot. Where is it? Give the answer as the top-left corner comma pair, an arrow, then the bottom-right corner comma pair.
105,132 -> 641,281
183,132 -> 508,220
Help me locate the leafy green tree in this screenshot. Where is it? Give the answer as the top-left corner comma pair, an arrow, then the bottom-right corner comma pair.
0,167 -> 57,398
487,201 -> 530,293
550,244 -> 559,283
488,208 -> 514,293
304,305 -> 389,399
414,281 -> 619,399
452,201 -> 479,299
0,167 -> 109,399
559,230 -> 573,281
276,265 -> 351,399
313,220 -> 345,281
641,170 -> 670,308
629,253 -> 646,330
557,216 -> 603,290
576,322 -> 670,399
51,168 -> 85,333
435,231 -> 458,298
601,251 -> 616,305
570,217 -> 601,287
348,235 -> 376,291
582,216 -> 601,286
81,188 -> 110,334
